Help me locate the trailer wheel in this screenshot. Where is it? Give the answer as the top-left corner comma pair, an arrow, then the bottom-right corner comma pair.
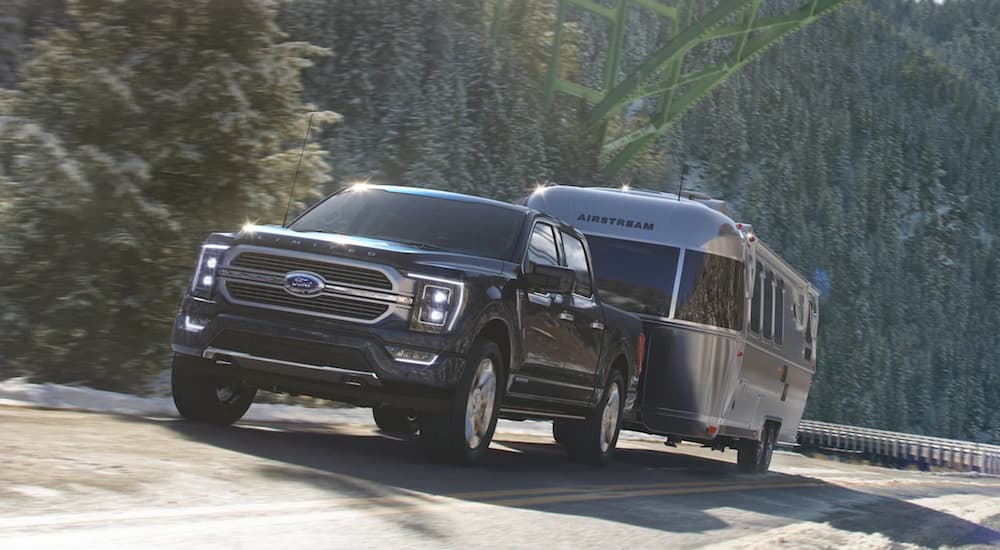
419,339 -> 502,464
737,422 -> 778,474
373,406 -> 419,435
562,371 -> 625,466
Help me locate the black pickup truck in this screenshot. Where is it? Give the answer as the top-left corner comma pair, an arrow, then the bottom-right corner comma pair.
171,185 -> 643,464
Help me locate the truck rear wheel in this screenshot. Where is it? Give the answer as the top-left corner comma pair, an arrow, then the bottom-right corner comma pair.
737,422 -> 778,474
562,371 -> 625,466
419,339 -> 502,464
171,354 -> 256,425
373,406 -> 419,435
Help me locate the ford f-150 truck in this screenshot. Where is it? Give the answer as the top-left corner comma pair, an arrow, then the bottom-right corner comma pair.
171,184 -> 643,464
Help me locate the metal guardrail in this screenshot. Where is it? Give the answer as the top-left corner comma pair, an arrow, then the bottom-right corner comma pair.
797,420 -> 1000,475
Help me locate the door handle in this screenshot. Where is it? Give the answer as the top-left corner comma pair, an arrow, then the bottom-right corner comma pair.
590,321 -> 605,331
558,311 -> 575,322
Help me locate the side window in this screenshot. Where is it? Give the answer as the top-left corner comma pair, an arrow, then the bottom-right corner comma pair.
750,266 -> 762,334
762,270 -> 774,340
804,298 -> 815,361
674,251 -> 746,331
527,223 -> 560,267
560,232 -> 593,298
775,278 -> 784,345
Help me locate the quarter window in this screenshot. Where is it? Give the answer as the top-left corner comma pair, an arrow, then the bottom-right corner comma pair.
527,223 -> 560,267
560,232 -> 593,298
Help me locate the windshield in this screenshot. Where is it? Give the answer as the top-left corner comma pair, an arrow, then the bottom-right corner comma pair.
585,234 -> 680,318
290,188 -> 526,261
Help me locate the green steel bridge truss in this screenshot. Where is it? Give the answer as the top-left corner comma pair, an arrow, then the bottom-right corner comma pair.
491,0 -> 852,175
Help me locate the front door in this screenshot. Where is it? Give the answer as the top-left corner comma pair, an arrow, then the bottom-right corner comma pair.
511,222 -> 578,403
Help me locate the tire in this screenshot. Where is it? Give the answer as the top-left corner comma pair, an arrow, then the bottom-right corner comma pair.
562,371 -> 625,466
171,354 -> 256,426
737,422 -> 778,474
419,339 -> 503,464
552,420 -> 570,445
373,406 -> 419,435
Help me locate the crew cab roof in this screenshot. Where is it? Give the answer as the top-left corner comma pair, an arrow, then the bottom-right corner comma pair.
363,184 -> 532,214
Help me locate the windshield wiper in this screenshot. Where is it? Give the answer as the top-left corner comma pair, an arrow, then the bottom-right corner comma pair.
387,239 -> 448,252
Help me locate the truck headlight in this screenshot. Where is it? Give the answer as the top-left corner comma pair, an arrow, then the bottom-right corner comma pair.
191,244 -> 229,300
409,274 -> 465,333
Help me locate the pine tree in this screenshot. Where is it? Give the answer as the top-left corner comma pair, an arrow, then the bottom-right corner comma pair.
0,0 -> 337,390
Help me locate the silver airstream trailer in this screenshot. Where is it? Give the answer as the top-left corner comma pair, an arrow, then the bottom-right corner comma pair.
523,185 -> 819,473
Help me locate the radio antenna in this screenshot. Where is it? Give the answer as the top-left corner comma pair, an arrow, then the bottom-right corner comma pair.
677,162 -> 687,201
283,113 -> 315,227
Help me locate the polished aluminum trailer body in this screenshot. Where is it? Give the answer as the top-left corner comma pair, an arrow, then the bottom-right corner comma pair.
524,186 -> 819,446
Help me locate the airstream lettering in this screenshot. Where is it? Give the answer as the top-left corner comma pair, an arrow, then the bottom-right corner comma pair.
524,186 -> 820,473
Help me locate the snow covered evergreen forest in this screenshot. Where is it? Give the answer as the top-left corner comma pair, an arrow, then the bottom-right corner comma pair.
0,0 -> 997,442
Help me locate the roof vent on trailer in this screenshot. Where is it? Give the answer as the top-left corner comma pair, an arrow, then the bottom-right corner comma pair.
683,191 -> 732,216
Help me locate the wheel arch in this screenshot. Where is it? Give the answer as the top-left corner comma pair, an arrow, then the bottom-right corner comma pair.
477,318 -> 513,375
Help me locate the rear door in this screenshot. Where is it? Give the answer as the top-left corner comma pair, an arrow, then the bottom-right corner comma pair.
558,230 -> 603,403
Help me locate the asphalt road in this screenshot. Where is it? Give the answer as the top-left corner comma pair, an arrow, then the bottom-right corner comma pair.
2,406 -> 999,549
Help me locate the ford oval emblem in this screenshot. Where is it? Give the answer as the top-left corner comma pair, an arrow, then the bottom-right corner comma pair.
283,271 -> 325,297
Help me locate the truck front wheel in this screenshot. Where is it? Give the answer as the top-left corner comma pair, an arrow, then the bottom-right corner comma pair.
373,406 -> 419,435
562,371 -> 625,466
419,339 -> 502,464
171,354 -> 256,425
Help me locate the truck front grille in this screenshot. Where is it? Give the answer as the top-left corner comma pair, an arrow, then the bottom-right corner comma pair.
226,282 -> 389,321
230,251 -> 392,290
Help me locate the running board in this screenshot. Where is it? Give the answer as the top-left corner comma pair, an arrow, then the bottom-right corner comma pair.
500,407 -> 587,421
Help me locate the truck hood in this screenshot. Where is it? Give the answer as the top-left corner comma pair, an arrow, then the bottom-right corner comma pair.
231,225 -> 506,277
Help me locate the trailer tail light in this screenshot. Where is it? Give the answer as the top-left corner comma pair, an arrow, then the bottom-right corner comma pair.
636,332 -> 646,378
706,425 -> 718,436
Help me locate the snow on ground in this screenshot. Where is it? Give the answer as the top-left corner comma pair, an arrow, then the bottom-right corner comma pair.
0,378 -> 661,442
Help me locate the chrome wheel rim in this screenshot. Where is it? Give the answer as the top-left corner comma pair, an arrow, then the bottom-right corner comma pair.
600,383 -> 621,453
465,358 -> 497,449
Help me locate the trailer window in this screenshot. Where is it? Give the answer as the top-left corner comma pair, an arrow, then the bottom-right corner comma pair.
585,235 -> 679,318
804,298 -> 814,361
775,278 -> 784,345
675,251 -> 746,331
763,270 -> 774,340
750,267 -> 762,334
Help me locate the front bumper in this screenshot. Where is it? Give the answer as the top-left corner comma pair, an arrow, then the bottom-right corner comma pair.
172,298 -> 467,411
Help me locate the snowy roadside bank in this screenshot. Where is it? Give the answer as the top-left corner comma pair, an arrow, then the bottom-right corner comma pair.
0,378 -> 661,442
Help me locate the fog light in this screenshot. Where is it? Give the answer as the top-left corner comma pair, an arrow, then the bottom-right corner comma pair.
386,346 -> 439,366
183,315 -> 207,333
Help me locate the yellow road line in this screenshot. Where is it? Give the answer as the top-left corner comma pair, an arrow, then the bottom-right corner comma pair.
0,478 -> 828,531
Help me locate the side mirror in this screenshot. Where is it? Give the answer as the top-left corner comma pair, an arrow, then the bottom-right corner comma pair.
522,262 -> 574,294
